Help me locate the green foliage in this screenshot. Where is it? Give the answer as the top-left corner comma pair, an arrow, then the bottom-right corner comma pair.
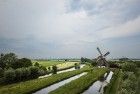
74,63 -> 80,69
52,65 -> 57,74
34,62 -> 40,67
0,53 -> 17,69
0,67 -> 4,78
80,57 -> 93,63
122,62 -> 137,72
15,68 -> 23,81
4,69 -> 16,83
118,70 -> 139,94
12,58 -> 32,69
29,66 -> 39,78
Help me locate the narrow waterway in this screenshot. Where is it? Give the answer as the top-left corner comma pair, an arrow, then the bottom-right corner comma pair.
82,71 -> 113,94
39,64 -> 85,79
33,72 -> 87,94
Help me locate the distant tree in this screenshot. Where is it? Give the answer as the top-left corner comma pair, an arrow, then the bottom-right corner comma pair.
74,63 -> 80,69
34,62 -> 40,67
81,57 -> 85,63
52,65 -> 57,74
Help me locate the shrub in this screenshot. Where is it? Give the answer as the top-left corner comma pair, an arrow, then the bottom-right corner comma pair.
29,66 -> 39,78
52,65 -> 57,74
0,67 -> 4,77
34,62 -> 40,67
21,68 -> 31,80
4,69 -> 16,83
15,68 -> 22,81
122,62 -> 137,72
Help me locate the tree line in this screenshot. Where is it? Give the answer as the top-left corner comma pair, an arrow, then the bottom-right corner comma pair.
0,53 -> 47,84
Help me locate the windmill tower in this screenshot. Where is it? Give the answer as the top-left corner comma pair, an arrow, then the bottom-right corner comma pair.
96,47 -> 110,67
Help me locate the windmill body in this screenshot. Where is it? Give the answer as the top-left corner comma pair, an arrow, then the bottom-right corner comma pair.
96,47 -> 110,67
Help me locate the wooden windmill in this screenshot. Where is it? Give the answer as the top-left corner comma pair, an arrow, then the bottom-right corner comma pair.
96,47 -> 110,67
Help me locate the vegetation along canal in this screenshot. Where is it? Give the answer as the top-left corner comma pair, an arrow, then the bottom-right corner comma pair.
33,72 -> 87,94
82,71 -> 113,94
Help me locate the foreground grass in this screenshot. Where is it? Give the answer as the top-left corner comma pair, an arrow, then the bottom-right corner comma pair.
0,66 -> 90,94
49,68 -> 108,94
104,69 -> 121,94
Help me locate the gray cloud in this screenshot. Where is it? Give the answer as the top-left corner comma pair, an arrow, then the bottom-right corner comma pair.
0,0 -> 140,58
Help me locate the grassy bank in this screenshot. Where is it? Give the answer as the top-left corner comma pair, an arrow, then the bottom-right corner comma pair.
49,68 -> 108,94
104,69 -> 121,94
0,66 -> 90,94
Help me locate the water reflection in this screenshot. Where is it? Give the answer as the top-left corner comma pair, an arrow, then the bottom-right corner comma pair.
83,71 -> 113,94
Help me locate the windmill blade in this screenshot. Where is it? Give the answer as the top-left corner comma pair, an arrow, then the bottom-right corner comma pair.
104,52 -> 110,57
97,47 -> 102,55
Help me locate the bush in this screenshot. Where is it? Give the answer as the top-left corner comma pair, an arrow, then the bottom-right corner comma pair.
21,68 -> 31,80
29,66 -> 39,78
0,67 -> 4,77
34,62 -> 40,67
122,62 -> 137,72
52,65 -> 57,74
4,69 -> 16,83
15,68 -> 22,81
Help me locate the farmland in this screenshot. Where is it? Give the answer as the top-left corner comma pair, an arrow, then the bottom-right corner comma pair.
33,60 -> 79,70
0,53 -> 139,94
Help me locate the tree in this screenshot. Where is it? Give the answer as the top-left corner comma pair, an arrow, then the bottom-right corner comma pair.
81,57 -> 85,63
0,67 -> 4,78
0,53 -> 17,69
0,53 -> 6,69
52,65 -> 57,74
12,58 -> 32,69
34,62 -> 40,67
29,66 -> 39,78
4,69 -> 16,83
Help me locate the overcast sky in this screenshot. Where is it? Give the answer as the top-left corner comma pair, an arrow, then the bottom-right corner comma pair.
0,0 -> 140,59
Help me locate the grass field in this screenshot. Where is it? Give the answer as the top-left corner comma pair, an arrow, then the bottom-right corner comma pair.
0,66 -> 90,94
32,60 -> 64,67
33,60 -> 79,70
49,68 -> 108,94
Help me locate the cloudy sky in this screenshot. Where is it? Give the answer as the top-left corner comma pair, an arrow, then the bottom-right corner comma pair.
0,0 -> 140,59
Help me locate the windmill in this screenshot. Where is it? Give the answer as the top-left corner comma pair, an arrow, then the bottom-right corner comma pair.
96,47 -> 110,67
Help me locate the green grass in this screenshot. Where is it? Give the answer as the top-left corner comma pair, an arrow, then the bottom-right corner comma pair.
104,69 -> 122,94
33,60 -> 79,70
0,66 -> 90,94
49,68 -> 108,94
33,60 -> 64,67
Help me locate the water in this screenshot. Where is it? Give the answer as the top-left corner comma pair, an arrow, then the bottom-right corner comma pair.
83,71 -> 113,94
39,64 -> 85,79
34,72 -> 87,94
